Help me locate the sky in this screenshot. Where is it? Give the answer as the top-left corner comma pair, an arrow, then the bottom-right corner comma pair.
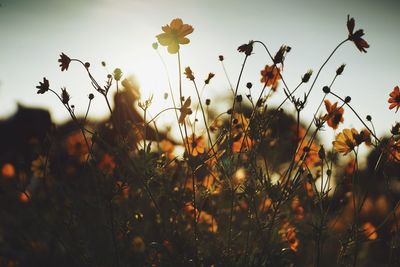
0,0 -> 399,143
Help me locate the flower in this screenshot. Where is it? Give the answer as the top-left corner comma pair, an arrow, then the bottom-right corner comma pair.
295,142 -> 320,168
388,86 -> 400,112
186,134 -> 206,157
237,40 -> 254,56
178,97 -> 192,124
2,163 -> 15,178
31,155 -> 49,178
36,77 -> 49,94
332,128 -> 360,155
362,222 -> 378,240
184,66 -> 195,80
347,15 -> 369,53
323,100 -> 344,129
19,191 -> 31,203
58,53 -> 71,71
98,154 -> 116,175
66,132 -> 90,161
260,65 -> 281,90
156,18 -> 194,54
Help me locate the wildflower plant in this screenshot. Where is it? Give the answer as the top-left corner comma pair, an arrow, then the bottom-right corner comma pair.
3,15 -> 400,267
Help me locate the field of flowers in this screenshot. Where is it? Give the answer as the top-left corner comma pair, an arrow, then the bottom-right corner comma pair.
1,16 -> 400,267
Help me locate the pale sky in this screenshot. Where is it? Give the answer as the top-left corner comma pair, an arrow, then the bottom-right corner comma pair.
0,0 -> 399,141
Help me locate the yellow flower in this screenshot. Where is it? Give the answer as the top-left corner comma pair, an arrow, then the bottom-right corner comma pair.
332,128 -> 359,155
156,18 -> 194,54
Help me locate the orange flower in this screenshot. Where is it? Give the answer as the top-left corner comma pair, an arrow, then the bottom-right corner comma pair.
156,18 -> 194,54
323,100 -> 344,129
98,154 -> 116,175
260,65 -> 281,90
362,222 -> 378,240
19,191 -> 31,203
232,135 -> 253,153
185,134 -> 206,157
280,221 -> 300,252
347,15 -> 369,53
66,132 -> 90,161
1,163 -> 15,178
388,86 -> 400,112
295,142 -> 320,168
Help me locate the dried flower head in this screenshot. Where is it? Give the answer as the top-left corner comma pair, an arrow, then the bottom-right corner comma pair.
156,18 -> 194,54
36,77 -> 49,94
184,67 -> 195,81
205,73 -> 215,84
58,53 -> 71,71
302,70 -> 313,83
237,40 -> 254,56
347,15 -> 369,53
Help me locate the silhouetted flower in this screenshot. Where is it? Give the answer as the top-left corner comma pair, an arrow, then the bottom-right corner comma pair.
274,45 -> 290,65
260,65 -> 281,90
184,67 -> 195,80
347,15 -> 369,53
301,70 -> 313,83
237,41 -> 254,56
58,53 -> 71,71
156,18 -> 194,54
61,87 -> 70,105
388,86 -> 400,112
178,97 -> 192,124
36,77 -> 49,94
323,100 -> 344,129
205,73 -> 215,84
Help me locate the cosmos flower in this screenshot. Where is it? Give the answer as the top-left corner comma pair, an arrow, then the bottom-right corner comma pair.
36,77 -> 49,94
347,15 -> 369,53
58,53 -> 71,71
260,65 -> 281,90
237,40 -> 254,56
332,128 -> 362,155
323,100 -> 344,129
388,86 -> 400,112
156,18 -> 194,54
